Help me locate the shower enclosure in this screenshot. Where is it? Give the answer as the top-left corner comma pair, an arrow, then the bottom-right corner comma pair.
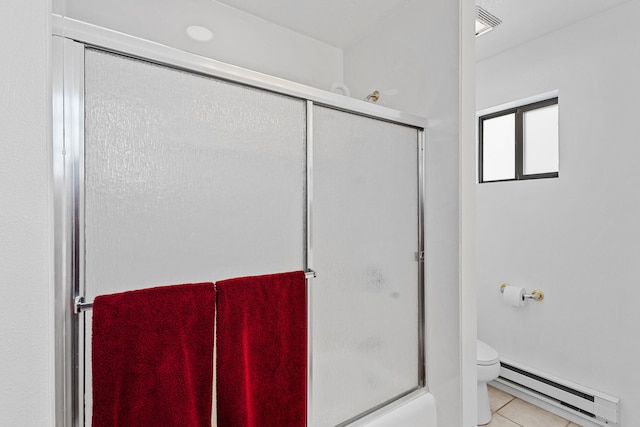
54,18 -> 427,427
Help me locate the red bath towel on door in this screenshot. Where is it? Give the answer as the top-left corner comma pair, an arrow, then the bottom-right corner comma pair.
216,271 -> 307,427
91,283 -> 216,427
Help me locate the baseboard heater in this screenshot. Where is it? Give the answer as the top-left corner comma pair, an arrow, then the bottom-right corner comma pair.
496,358 -> 619,426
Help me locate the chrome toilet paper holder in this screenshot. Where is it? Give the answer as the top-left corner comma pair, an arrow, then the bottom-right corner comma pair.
499,283 -> 544,301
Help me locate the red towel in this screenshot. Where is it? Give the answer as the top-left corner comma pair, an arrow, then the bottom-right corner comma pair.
216,271 -> 307,427
91,283 -> 216,427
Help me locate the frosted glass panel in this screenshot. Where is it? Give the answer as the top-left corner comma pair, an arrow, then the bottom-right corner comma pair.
311,106 -> 420,426
83,49 -> 306,299
523,104 -> 559,175
482,113 -> 515,181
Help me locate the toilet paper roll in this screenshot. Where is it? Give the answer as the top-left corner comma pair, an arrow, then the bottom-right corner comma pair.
503,286 -> 526,307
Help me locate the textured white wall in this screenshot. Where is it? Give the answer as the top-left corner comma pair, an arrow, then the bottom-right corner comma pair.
477,1 -> 640,424
344,1 -> 476,425
0,0 -> 54,426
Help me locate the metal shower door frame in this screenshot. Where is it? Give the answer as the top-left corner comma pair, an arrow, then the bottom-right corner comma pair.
52,17 -> 427,427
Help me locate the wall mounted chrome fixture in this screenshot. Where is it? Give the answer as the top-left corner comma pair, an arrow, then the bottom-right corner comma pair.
499,283 -> 544,301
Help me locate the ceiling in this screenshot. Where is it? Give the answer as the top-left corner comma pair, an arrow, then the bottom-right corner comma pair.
475,0 -> 632,60
60,0 -> 633,57
214,0 -> 416,48
214,0 -> 633,58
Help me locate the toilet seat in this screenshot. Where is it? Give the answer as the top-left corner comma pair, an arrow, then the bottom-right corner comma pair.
477,340 -> 499,366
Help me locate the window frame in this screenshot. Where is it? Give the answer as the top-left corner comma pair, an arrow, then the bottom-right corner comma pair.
479,97 -> 559,183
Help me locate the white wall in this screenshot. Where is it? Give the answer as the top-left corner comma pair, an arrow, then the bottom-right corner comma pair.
344,1 -> 476,425
476,1 -> 640,424
0,0 -> 54,426
459,2 -> 478,426
57,0 -> 343,92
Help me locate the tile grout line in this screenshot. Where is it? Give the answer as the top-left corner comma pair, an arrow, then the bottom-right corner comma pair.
495,412 -> 525,427
490,392 -> 575,427
493,396 -> 516,414
504,406 -> 525,427
491,397 -> 525,427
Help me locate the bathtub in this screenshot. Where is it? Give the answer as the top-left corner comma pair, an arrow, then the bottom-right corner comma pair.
351,390 -> 438,427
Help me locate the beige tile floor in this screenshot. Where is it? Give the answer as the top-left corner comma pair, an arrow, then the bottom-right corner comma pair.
485,385 -> 582,427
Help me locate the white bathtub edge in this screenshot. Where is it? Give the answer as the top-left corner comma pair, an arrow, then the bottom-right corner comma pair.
349,389 -> 438,427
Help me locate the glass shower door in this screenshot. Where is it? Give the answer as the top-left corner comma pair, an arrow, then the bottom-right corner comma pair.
310,106 -> 422,426
77,46 -> 423,427
82,48 -> 306,424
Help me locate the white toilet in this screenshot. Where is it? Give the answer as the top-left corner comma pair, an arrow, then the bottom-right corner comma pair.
477,340 -> 500,425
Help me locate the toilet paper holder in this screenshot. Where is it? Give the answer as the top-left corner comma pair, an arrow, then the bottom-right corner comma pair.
499,283 -> 544,301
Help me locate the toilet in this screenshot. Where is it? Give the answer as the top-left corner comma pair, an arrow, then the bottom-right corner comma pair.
477,340 -> 500,425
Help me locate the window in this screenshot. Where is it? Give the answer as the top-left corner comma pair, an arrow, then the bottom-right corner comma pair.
479,97 -> 558,183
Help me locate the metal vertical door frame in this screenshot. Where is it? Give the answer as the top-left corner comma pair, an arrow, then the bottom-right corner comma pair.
305,100 -> 315,426
417,129 -> 426,388
53,37 -> 86,427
